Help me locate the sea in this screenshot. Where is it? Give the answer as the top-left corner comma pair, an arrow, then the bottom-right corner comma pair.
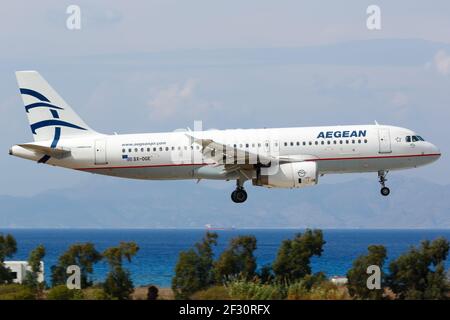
1,229 -> 449,287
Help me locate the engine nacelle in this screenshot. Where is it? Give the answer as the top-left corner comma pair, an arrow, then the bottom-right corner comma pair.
252,161 -> 318,188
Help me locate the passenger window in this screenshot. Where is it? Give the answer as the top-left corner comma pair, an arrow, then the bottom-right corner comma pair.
147,148 -> 150,152
122,149 -> 126,153
333,140 -> 337,144
141,148 -> 144,152
321,141 -> 324,145
303,142 -> 306,146
246,143 -> 249,148
284,142 -> 288,147
309,141 -> 312,145
315,141 -> 318,145
159,147 -> 163,151
153,147 -> 156,152
128,148 -> 132,153
364,139 -> 368,143
327,141 -> 331,145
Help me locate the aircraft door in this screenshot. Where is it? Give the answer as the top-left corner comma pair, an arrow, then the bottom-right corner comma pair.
378,128 -> 392,154
94,139 -> 108,165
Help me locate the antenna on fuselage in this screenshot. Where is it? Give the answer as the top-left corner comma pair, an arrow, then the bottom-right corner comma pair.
374,120 -> 379,125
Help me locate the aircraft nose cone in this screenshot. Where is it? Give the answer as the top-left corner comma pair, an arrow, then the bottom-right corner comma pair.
427,143 -> 441,163
431,143 -> 441,156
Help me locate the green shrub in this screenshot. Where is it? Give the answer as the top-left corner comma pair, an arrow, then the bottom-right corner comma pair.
82,287 -> 109,300
191,285 -> 230,300
47,285 -> 84,300
226,279 -> 285,300
0,284 -> 35,300
287,281 -> 349,300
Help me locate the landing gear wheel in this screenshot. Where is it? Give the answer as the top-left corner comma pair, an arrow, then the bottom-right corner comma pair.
231,188 -> 247,203
231,179 -> 248,203
231,190 -> 237,202
235,189 -> 247,203
380,187 -> 390,196
377,171 -> 390,197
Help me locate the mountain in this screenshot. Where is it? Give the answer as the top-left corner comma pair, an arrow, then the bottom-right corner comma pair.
0,175 -> 448,228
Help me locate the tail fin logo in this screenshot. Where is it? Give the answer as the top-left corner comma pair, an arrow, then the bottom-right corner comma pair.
20,87 -> 87,135
20,87 -> 86,163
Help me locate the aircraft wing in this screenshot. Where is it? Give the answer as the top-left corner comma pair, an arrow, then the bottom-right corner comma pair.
18,143 -> 71,159
185,133 -> 317,174
186,133 -> 272,167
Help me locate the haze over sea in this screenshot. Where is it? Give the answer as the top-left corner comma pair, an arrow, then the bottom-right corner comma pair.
1,228 -> 449,287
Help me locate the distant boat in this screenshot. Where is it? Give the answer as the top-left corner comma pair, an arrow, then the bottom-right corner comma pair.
205,224 -> 236,231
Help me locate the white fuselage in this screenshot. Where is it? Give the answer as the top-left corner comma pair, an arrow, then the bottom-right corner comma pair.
11,124 -> 441,182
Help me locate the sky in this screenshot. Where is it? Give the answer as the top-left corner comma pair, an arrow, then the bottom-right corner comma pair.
1,0 -> 450,199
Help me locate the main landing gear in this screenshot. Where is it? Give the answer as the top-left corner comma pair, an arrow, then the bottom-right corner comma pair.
378,170 -> 390,196
231,180 -> 247,203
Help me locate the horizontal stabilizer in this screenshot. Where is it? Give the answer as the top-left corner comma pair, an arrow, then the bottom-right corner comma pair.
18,143 -> 71,159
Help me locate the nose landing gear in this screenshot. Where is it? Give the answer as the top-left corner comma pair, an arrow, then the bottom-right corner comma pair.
378,170 -> 390,196
231,179 -> 248,203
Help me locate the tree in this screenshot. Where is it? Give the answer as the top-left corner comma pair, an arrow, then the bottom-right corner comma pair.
346,245 -> 387,299
103,241 -> 139,300
258,264 -> 274,284
172,232 -> 218,299
387,237 -> 449,300
51,242 -> 102,288
103,267 -> 134,300
214,235 -> 257,282
0,234 -> 17,283
272,229 -> 325,282
147,285 -> 159,300
23,245 -> 46,294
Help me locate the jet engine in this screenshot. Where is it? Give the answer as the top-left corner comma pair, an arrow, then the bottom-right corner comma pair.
253,161 -> 318,188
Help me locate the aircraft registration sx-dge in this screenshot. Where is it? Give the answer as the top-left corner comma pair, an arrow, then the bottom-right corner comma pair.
10,71 -> 441,203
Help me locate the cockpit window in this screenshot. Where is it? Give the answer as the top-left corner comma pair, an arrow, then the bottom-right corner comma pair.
411,135 -> 425,142
406,135 -> 425,143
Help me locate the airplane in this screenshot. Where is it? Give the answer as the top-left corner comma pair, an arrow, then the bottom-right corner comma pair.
10,71 -> 441,203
